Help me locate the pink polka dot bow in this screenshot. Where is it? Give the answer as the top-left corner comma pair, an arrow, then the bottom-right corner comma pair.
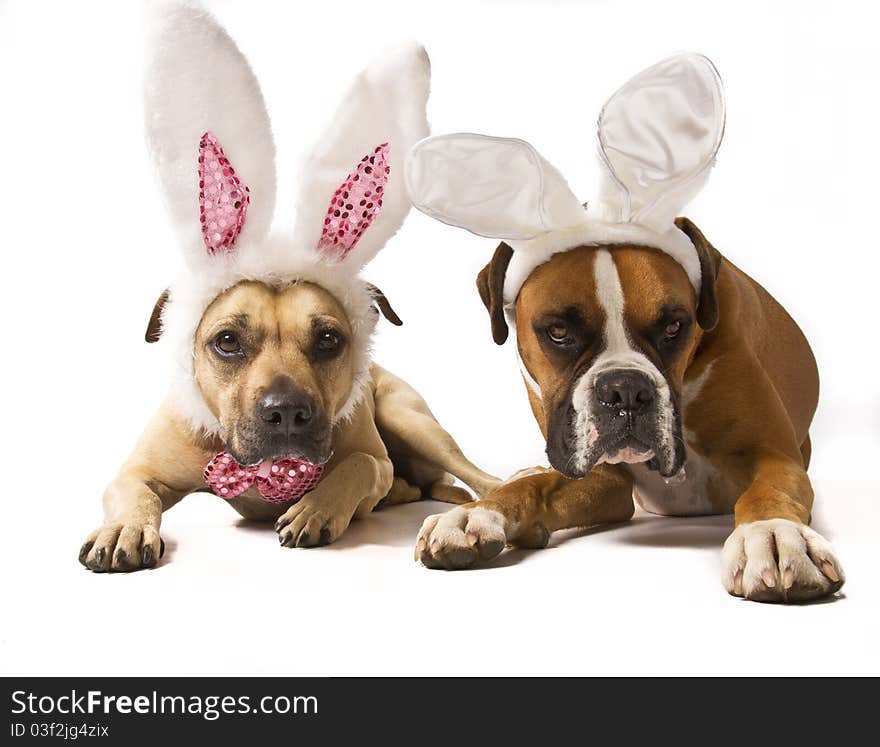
204,453 -> 325,504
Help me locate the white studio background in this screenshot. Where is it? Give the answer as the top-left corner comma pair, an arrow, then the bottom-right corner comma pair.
1,0 -> 878,676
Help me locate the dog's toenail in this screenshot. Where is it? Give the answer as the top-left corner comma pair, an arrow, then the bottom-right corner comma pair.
79,542 -> 94,566
733,570 -> 744,595
821,561 -> 840,583
142,545 -> 155,566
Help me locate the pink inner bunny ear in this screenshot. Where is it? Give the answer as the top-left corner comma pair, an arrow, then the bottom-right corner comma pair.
317,143 -> 389,260
198,132 -> 250,254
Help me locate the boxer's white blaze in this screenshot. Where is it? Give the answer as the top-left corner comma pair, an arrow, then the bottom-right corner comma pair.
517,350 -> 542,400
570,249 -> 676,471
681,361 -> 714,444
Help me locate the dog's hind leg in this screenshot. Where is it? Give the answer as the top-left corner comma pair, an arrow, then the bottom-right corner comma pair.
426,475 -> 472,504
378,474 -> 470,507
372,366 -> 500,499
379,450 -> 475,506
381,476 -> 423,507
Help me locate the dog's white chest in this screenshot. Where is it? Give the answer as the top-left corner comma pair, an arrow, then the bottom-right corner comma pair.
627,445 -> 716,516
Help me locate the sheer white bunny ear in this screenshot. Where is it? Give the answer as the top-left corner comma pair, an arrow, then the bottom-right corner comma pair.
144,3 -> 276,268
292,43 -> 430,271
595,53 -> 725,232
406,134 -> 586,241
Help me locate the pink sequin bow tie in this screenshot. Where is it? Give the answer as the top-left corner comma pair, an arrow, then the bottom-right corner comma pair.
204,453 -> 325,504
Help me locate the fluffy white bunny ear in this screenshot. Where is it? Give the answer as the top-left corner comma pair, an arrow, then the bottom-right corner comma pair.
292,43 -> 430,270
144,3 -> 276,267
406,134 -> 586,241
595,53 -> 725,232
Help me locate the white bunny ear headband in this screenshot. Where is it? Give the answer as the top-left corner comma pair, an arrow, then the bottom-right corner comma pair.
144,4 -> 429,434
405,53 -> 724,310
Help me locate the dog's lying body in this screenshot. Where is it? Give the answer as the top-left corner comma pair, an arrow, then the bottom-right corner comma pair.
80,280 -> 498,572
79,9 -> 500,573
416,219 -> 844,602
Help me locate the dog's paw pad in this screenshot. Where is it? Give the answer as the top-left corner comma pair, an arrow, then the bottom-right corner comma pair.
721,519 -> 844,603
275,502 -> 347,548
416,505 -> 507,570
78,523 -> 164,573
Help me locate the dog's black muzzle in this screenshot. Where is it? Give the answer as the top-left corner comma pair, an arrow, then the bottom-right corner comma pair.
547,368 -> 685,479
227,385 -> 333,466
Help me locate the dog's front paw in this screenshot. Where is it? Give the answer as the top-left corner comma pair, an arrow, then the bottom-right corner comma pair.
415,505 -> 507,570
275,499 -> 350,548
79,523 -> 164,573
721,519 -> 844,603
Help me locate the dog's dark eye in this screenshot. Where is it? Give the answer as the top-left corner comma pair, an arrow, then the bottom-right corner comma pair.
214,331 -> 241,355
315,329 -> 342,353
664,321 -> 682,339
547,323 -> 570,344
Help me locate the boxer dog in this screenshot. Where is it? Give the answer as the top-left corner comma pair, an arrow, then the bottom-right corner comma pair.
78,6 -> 498,572
405,54 -> 844,602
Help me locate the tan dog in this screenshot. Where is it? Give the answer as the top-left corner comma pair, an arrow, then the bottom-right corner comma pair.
406,55 -> 844,602
79,280 -> 497,572
78,6 -> 497,571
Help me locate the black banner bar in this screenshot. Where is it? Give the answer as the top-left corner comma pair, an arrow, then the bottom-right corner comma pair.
1,677 -> 860,740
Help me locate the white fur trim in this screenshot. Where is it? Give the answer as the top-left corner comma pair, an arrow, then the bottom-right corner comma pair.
503,218 -> 701,306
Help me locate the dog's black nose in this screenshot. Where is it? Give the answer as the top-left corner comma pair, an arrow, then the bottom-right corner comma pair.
595,369 -> 655,413
259,391 -> 314,435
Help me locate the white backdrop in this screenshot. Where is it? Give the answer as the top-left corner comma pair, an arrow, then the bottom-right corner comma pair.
1,0 -> 878,676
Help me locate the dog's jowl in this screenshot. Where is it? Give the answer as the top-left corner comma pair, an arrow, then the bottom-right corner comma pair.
78,6 -> 498,572
406,54 -> 844,603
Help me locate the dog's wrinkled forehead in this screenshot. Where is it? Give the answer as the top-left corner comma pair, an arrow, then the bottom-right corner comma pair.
598,246 -> 698,330
196,281 -> 351,340
518,245 -> 697,335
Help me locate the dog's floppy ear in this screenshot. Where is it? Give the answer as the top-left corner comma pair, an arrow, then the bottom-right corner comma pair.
365,283 -> 403,326
476,242 -> 514,345
145,289 -> 170,343
675,217 -> 722,331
